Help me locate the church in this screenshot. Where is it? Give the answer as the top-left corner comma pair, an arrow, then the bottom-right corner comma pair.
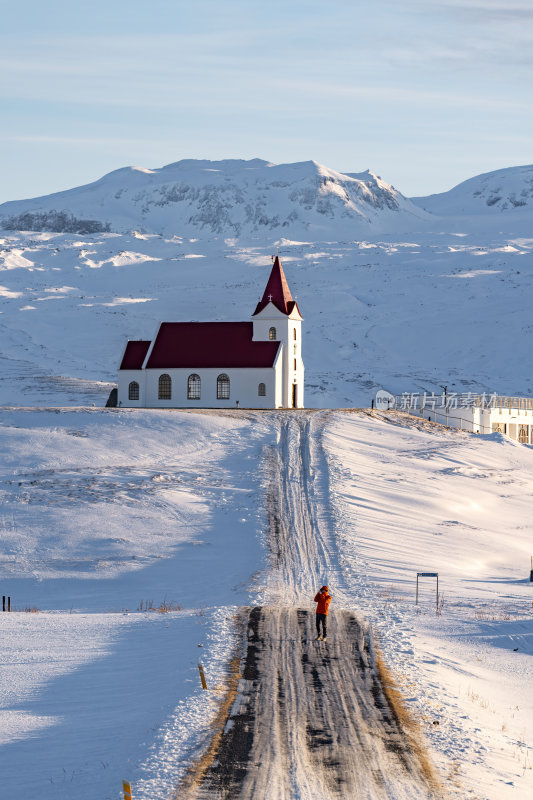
117,256 -> 305,409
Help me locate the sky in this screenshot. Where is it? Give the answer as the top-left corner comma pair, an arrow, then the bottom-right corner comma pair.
1,0 -> 532,203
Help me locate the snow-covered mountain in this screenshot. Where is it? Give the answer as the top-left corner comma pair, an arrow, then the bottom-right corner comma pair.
1,158 -> 533,409
0,158 -> 430,238
412,164 -> 533,216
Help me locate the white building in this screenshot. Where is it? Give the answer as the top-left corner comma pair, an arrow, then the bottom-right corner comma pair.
117,256 -> 304,409
396,392 -> 533,444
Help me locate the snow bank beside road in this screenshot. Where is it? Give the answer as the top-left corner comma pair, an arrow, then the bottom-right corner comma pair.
0,408 -> 275,800
0,608 -> 238,800
0,408 -> 271,609
324,411 -> 533,799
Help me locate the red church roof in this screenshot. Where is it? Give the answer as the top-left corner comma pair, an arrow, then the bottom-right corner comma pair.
120,340 -> 151,370
253,255 -> 301,317
144,322 -> 280,369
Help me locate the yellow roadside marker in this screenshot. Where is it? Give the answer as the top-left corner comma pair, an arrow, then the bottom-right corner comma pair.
123,779 -> 132,799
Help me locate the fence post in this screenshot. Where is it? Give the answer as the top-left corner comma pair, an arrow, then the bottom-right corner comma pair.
198,663 -> 207,690
7,596 -> 10,612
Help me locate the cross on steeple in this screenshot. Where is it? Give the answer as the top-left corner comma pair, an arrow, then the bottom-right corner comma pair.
252,254 -> 300,318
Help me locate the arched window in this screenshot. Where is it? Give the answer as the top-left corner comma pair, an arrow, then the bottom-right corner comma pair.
293,328 -> 297,340
269,327 -> 277,340
128,381 -> 139,401
217,373 -> 230,399
187,373 -> 201,400
158,374 -> 171,400
258,382 -> 266,397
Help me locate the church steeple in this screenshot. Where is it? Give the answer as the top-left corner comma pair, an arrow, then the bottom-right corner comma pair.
253,255 -> 299,317
251,253 -> 304,408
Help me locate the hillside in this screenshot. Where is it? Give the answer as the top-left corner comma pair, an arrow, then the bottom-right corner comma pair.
412,164 -> 533,216
1,408 -> 532,800
1,227 -> 532,408
0,158 -> 431,238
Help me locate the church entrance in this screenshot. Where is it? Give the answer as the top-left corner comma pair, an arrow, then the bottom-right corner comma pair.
292,384 -> 298,408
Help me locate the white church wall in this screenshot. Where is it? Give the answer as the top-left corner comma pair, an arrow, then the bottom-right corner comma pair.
252,306 -> 304,408
274,356 -> 284,408
252,308 -> 291,343
142,367 -> 278,409
290,355 -> 305,409
117,370 -> 146,407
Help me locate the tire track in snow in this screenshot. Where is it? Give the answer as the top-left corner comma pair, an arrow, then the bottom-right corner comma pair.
186,412 -> 440,799
263,412 -> 344,607
193,607 -> 438,799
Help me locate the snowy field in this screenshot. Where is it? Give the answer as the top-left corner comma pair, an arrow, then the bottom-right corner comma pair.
326,412 -> 533,799
1,223 -> 533,408
0,408 -> 532,799
1,176 -> 533,797
0,408 -> 277,799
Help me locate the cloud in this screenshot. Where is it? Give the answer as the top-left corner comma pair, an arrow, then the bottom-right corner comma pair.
401,0 -> 533,13
263,78 -> 531,113
5,135 -> 169,147
400,0 -> 533,26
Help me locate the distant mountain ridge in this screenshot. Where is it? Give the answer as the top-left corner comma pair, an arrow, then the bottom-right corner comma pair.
411,164 -> 533,216
2,159 -> 531,238
0,158 -> 430,238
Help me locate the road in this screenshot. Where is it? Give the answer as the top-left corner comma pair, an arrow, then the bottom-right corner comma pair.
185,413 -> 441,799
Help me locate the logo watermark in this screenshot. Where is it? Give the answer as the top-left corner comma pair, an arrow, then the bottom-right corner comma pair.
374,391 -> 501,412
374,389 -> 395,410
396,392 -> 499,411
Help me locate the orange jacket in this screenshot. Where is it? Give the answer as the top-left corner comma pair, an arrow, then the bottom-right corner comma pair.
314,590 -> 331,615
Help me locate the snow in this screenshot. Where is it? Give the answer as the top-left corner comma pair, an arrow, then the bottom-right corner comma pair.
0,222 -> 532,408
1,408 -> 532,798
412,164 -> 533,216
0,607 -> 238,800
0,407 -> 278,799
0,159 -> 533,797
0,157 -> 430,239
324,411 -> 533,799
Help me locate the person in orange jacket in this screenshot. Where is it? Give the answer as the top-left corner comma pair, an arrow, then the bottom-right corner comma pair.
314,585 -> 331,641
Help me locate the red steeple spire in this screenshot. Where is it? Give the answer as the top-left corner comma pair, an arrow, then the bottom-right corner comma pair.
253,255 -> 299,317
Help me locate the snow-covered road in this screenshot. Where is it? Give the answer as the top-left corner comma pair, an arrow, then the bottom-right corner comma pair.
2,409 -> 532,799
192,606 -> 437,800
261,413 -> 338,607
187,413 -> 440,799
